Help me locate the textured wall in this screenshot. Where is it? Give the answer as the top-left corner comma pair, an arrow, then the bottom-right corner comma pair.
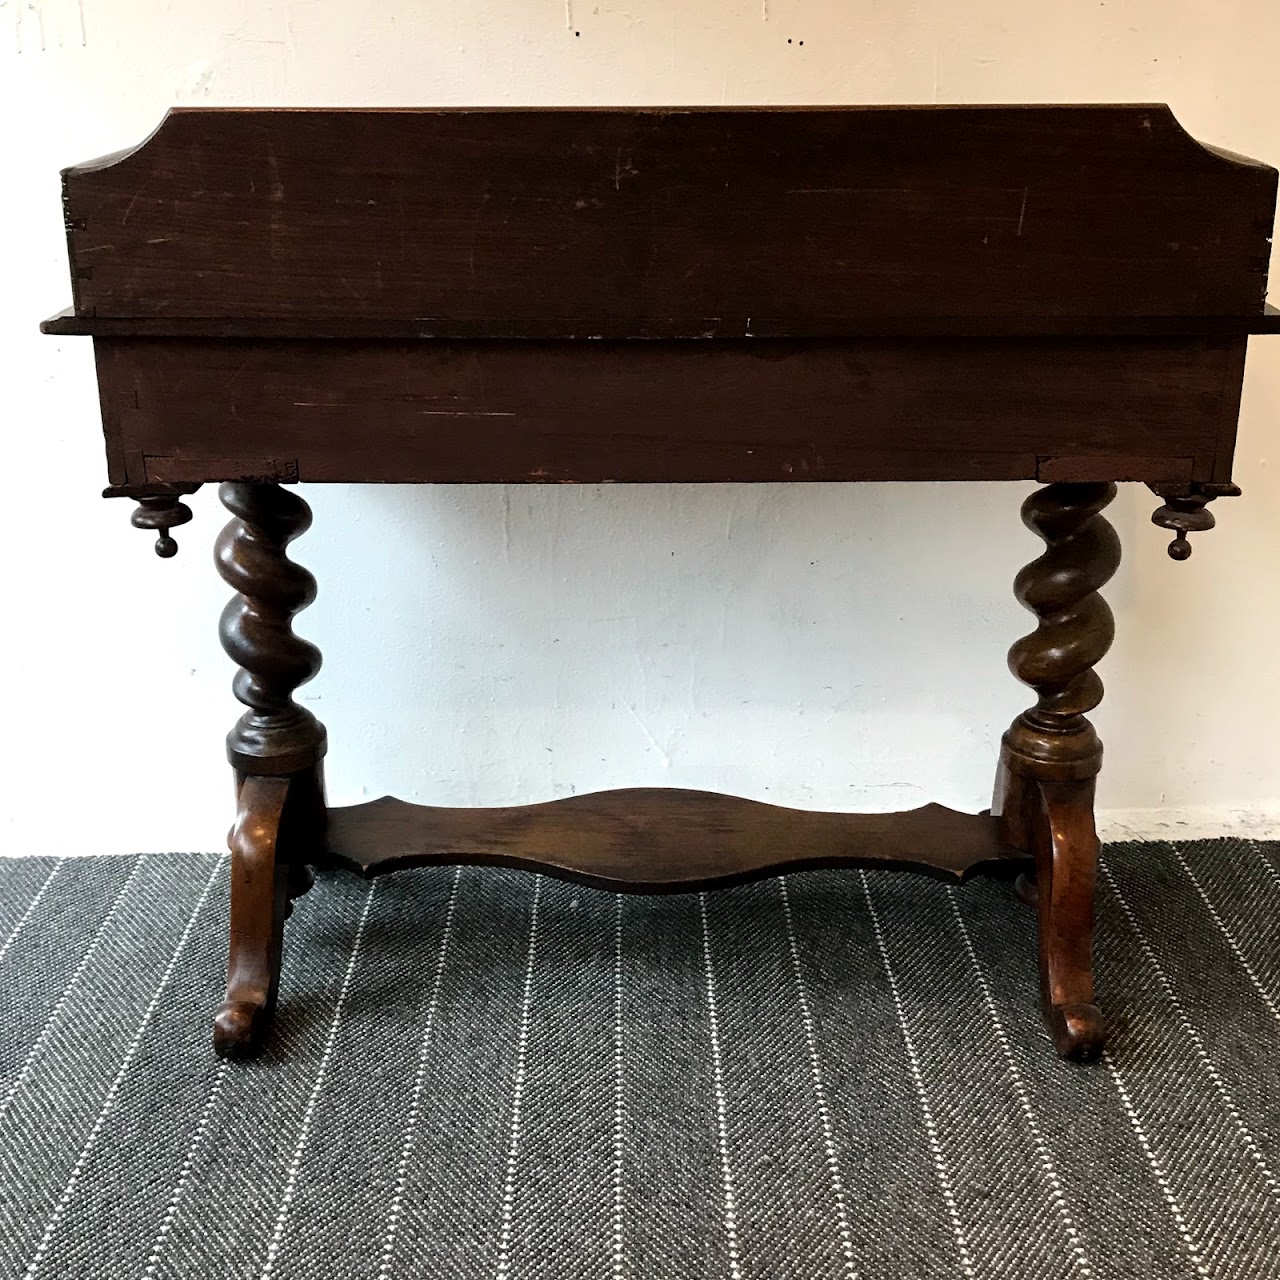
3,0 -> 1279,855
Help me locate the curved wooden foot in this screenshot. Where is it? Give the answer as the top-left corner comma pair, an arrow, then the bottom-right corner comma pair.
214,764 -> 326,1058
1032,777 -> 1104,1061
999,770 -> 1105,1061
1047,1001 -> 1105,1061
214,998 -> 275,1056
996,768 -> 1104,1059
215,775 -> 291,1059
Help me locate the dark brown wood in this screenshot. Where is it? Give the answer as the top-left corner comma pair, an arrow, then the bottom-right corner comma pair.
213,479 -> 329,1055
215,764 -> 325,1058
1148,481 -> 1243,559
119,490 -> 195,558
91,336 -> 1239,487
46,106 -> 1280,1063
59,106 -> 1276,333
1031,777 -> 1103,1059
993,482 -> 1121,1060
215,774 -> 290,1058
39,302 -> 1280,339
323,790 -> 1025,890
216,481 -> 327,776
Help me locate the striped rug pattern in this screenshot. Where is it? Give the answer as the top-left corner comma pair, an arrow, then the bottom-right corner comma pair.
0,839 -> 1275,1279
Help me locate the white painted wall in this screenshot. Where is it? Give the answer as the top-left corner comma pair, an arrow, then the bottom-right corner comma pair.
3,0 -> 1279,857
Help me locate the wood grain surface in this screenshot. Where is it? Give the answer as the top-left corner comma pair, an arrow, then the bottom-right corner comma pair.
61,105 -> 1276,333
92,335 -> 1242,486
323,789 -> 1026,889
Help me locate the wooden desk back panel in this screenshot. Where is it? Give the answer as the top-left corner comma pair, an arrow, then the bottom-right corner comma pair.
95,336 -> 1242,487
63,106 -> 1276,334
58,105 -> 1271,487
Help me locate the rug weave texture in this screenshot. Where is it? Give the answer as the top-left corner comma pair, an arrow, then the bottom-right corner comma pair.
0,839 -> 1276,1280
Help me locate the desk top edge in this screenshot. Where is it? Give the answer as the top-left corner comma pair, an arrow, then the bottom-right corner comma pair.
39,303 -> 1280,340
66,101 -> 1276,179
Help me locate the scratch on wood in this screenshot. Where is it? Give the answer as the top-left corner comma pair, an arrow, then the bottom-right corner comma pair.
613,149 -> 639,190
121,192 -> 143,225
419,410 -> 517,418
266,144 -> 286,261
467,191 -> 489,279
1017,187 -> 1028,237
266,148 -> 285,202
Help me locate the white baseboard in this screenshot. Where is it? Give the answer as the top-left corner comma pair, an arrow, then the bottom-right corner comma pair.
1097,808 -> 1280,842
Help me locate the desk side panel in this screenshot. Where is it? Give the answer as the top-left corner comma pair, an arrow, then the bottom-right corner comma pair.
92,337 -> 1240,486
62,106 -> 1276,332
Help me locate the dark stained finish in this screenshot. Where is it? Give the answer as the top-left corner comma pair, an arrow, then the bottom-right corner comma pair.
45,106 -> 1280,1063
323,791 -> 1025,890
215,763 -> 325,1059
992,482 -> 1121,1060
212,480 -> 329,1057
93,336 -> 1241,488
215,774 -> 291,1058
1149,480 -> 1243,559
59,106 -> 1276,333
38,302 -> 1280,340
215,482 -> 327,776
111,483 -> 198,558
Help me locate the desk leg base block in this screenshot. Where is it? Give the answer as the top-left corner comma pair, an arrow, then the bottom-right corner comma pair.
320,788 -> 1027,890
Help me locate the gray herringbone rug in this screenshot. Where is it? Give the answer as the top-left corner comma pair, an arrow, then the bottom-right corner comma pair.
0,841 -> 1276,1280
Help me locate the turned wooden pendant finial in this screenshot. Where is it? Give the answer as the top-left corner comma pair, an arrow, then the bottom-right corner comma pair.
103,483 -> 201,557
131,495 -> 192,557
1149,481 -> 1241,560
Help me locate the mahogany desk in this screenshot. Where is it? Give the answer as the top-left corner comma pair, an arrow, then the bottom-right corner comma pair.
45,105 -> 1279,1062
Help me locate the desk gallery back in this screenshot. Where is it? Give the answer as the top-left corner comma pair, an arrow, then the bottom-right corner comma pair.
43,105 -> 1278,1062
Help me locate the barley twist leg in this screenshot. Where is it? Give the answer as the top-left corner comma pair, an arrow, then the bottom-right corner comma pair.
213,482 -> 327,1058
992,481 -> 1120,1061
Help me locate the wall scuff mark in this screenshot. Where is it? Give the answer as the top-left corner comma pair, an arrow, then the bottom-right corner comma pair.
7,0 -> 87,51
